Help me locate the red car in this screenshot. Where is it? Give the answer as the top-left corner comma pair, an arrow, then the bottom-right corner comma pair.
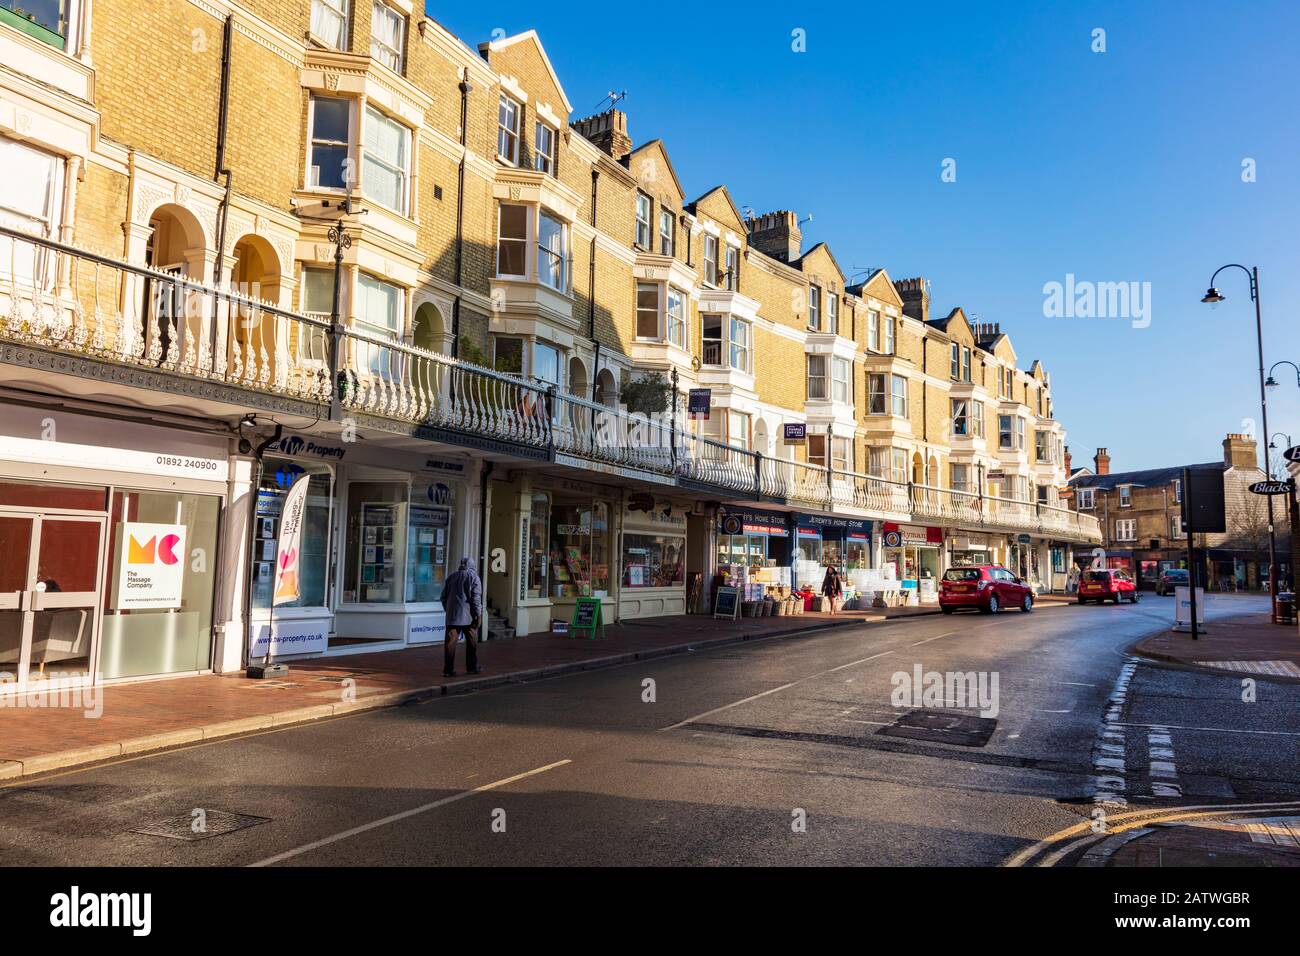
1077,568 -> 1139,604
939,565 -> 1034,614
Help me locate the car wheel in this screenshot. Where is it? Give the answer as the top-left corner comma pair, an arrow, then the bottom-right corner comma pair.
941,606 -> 954,614
1077,596 -> 1087,605
1021,594 -> 1033,612
986,595 -> 1000,614
1131,591 -> 1140,603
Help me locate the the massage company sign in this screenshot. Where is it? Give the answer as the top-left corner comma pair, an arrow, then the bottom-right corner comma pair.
114,522 -> 186,609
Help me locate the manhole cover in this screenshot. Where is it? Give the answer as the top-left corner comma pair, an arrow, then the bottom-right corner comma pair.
130,809 -> 271,841
876,709 -> 997,747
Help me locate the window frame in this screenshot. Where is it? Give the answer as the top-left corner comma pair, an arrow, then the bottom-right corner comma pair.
496,203 -> 529,278
703,234 -> 719,286
370,1 -> 406,73
808,285 -> 821,331
806,354 -> 828,401
534,120 -> 556,175
634,193 -> 652,248
890,374 -> 908,418
635,280 -> 661,340
1077,487 -> 1095,510
831,356 -> 850,404
497,94 -> 521,165
659,209 -> 675,256
868,310 -> 880,352
361,104 -> 411,215
310,0 -> 349,50
535,208 -> 568,292
826,292 -> 838,335
1119,484 -> 1132,508
307,94 -> 353,192
667,286 -> 686,348
867,373 -> 886,416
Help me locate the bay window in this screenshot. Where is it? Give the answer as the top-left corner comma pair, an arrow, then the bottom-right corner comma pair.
868,446 -> 888,478
0,137 -> 62,286
635,193 -> 652,248
728,410 -> 751,450
1016,416 -> 1026,450
370,2 -> 405,73
702,313 -> 723,366
497,95 -> 520,164
636,281 -> 660,339
890,374 -> 908,417
951,398 -> 969,436
667,287 -> 686,348
362,106 -> 409,214
831,436 -> 850,472
867,373 -> 886,415
951,463 -> 970,493
890,448 -> 908,485
308,95 -> 351,190
808,434 -> 826,467
832,357 -> 850,403
729,317 -> 751,372
356,273 -> 402,339
532,341 -> 560,389
496,204 -> 528,277
807,355 -> 828,400
311,0 -> 348,48
536,209 -> 567,291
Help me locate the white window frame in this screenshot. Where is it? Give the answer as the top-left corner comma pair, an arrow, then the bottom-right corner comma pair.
667,286 -> 686,348
534,121 -> 555,175
951,398 -> 969,436
890,374 -> 908,418
1173,479 -> 1181,503
867,373 -> 886,415
1078,488 -> 1095,510
890,448 -> 908,485
634,193 -> 652,248
307,94 -> 353,191
497,95 -> 521,165
1115,518 -> 1136,542
703,234 -> 719,285
883,315 -> 894,355
536,208 -> 568,292
808,285 -> 821,331
725,245 -> 740,291
971,400 -> 985,438
951,343 -> 960,379
356,271 -> 403,339
831,356 -> 850,403
868,310 -> 880,352
659,209 -> 674,256
361,105 -> 410,215
496,204 -> 529,278
311,0 -> 349,50
1119,485 -> 1132,508
636,281 -> 661,340
370,2 -> 406,73
702,313 -> 724,367
961,347 -> 971,382
806,354 -> 828,401
729,317 -> 751,373
1171,514 -> 1184,539
998,414 -> 1014,450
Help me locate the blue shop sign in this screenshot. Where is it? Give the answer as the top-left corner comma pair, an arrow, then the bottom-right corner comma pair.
718,507 -> 790,537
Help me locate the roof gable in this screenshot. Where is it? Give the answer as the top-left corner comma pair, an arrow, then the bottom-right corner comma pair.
687,185 -> 746,233
479,31 -> 574,116
627,139 -> 685,205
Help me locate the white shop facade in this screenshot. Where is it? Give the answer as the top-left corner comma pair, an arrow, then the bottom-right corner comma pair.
249,431 -> 477,661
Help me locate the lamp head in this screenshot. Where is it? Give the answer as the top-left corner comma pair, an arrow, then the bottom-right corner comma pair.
1265,375 -> 1279,388
1201,287 -> 1225,305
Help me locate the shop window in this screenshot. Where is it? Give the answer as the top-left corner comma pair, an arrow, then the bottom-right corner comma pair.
253,459 -> 333,611
343,481 -> 408,604
546,500 -> 611,599
101,489 -> 221,680
622,533 -> 684,588
406,498 -> 451,603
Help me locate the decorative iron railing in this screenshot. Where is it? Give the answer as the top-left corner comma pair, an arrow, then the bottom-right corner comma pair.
0,225 -> 1102,544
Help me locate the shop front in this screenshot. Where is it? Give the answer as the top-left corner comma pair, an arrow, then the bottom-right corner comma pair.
619,495 -> 690,622
0,404 -> 227,693
948,531 -> 1002,568
882,523 -> 944,602
716,506 -> 793,605
524,477 -> 616,630
791,513 -> 873,589
249,432 -> 473,660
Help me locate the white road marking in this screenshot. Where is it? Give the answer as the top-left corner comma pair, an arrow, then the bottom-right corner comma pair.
248,759 -> 572,867
909,631 -> 957,647
1118,722 -> 1300,737
1146,725 -> 1182,798
661,649 -> 897,731
1091,658 -> 1139,807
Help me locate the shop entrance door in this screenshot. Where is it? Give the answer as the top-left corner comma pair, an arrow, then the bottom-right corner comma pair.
0,512 -> 105,693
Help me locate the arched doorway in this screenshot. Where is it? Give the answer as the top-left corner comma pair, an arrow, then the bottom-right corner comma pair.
142,204 -> 205,367
594,367 -> 617,407
230,235 -> 282,383
412,301 -> 447,354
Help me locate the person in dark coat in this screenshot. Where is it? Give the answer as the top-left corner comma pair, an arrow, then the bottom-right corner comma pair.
821,566 -> 844,615
440,558 -> 482,677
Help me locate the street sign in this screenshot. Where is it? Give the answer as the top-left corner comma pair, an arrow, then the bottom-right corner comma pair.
687,388 -> 711,420
1248,479 -> 1295,496
783,422 -> 807,445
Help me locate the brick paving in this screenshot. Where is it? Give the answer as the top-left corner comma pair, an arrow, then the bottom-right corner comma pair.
1103,816 -> 1300,867
1134,612 -> 1300,681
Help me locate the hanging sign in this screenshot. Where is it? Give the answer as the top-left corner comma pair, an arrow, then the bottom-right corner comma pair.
1248,479 -> 1294,496
114,522 -> 187,609
272,473 -> 312,606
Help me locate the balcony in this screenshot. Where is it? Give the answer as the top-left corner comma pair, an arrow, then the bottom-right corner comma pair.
0,226 -> 1103,545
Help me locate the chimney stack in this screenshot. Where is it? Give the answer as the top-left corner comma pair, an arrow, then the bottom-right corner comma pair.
893,277 -> 930,324
744,210 -> 802,263
570,108 -> 632,159
1222,432 -> 1259,470
1094,448 -> 1110,475
1063,446 -> 1073,474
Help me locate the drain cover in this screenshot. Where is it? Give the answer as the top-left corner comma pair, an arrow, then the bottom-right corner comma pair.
877,709 -> 997,747
130,809 -> 271,841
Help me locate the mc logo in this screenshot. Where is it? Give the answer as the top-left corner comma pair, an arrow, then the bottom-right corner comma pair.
127,533 -> 182,565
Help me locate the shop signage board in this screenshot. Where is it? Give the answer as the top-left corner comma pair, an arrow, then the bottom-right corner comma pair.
718,507 -> 790,537
250,618 -> 330,657
714,586 -> 740,620
1173,586 -> 1206,631
113,522 -> 187,609
1017,533 -> 1032,543
688,389 -> 712,420
1248,479 -> 1294,496
570,597 -> 604,639
1284,445 -> 1300,464
783,423 -> 807,445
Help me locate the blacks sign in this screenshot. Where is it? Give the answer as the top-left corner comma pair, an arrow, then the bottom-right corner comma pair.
1248,479 -> 1295,496
1284,445 -> 1300,464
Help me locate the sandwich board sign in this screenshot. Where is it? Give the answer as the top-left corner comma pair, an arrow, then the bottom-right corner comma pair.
1173,586 -> 1206,632
570,596 -> 604,639
713,586 -> 740,620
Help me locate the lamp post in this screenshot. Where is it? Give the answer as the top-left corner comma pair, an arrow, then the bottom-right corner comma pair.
1268,432 -> 1294,479
1201,265 -> 1279,620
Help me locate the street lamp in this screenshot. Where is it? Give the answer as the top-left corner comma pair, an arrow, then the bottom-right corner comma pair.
1200,263 -> 1280,621
1265,360 -> 1300,390
1269,433 -> 1293,481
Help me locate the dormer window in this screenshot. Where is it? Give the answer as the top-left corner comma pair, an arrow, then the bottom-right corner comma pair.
497,95 -> 521,165
634,193 -> 652,248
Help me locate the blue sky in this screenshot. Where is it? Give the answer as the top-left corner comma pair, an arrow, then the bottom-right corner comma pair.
429,0 -> 1300,472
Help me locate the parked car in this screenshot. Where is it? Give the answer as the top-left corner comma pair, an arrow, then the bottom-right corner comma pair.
939,565 -> 1034,614
1155,568 -> 1190,596
1078,568 -> 1139,604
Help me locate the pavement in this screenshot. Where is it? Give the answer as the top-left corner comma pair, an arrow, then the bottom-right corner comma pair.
2,591 -> 1275,867
1,598 -> 1079,781
1133,608 -> 1300,682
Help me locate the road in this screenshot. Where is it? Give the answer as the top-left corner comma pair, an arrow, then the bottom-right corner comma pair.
1,593 -> 1296,866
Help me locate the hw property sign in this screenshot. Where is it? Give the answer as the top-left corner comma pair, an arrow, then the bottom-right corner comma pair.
783,423 -> 807,445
